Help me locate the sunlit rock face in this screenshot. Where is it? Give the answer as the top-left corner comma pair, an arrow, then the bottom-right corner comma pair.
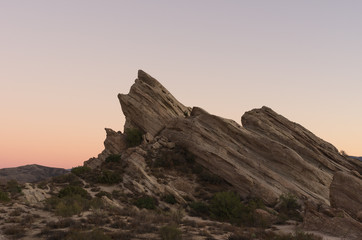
118,70 -> 191,136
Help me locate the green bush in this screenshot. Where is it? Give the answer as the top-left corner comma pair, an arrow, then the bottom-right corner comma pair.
95,191 -> 112,199
105,154 -> 122,163
125,128 -> 143,147
58,185 -> 90,199
97,170 -> 122,184
52,173 -> 83,186
71,166 -> 92,177
152,147 -> 195,171
160,225 -> 182,240
6,180 -> 22,194
189,201 -> 209,217
199,171 -> 223,184
54,195 -> 90,217
65,229 -> 112,240
134,196 -> 157,210
277,193 -> 302,222
0,190 -> 10,202
162,194 -> 177,204
209,191 -> 246,224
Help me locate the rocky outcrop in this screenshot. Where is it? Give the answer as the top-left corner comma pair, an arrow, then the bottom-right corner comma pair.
330,171 -> 362,220
114,70 -> 361,207
303,201 -> 362,240
84,128 -> 127,168
21,183 -> 50,206
161,107 -> 332,205
82,70 -> 362,239
242,106 -> 362,175
118,70 -> 191,136
0,164 -> 68,183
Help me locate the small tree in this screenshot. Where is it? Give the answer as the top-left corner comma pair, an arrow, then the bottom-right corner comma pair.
125,128 -> 143,147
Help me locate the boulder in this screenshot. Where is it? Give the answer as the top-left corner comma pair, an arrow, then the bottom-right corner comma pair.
303,202 -> 362,240
330,171 -> 362,220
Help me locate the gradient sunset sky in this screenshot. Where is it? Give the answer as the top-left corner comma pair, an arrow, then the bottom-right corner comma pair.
1,0 -> 361,169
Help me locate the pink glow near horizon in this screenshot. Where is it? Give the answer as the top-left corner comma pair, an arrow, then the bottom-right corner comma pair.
1,1 -> 362,169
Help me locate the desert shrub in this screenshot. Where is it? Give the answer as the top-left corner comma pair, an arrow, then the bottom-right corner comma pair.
293,231 -> 323,240
90,197 -> 104,209
209,191 -> 245,223
95,191 -> 112,199
227,234 -> 249,240
162,194 -> 177,204
71,166 -> 92,177
189,201 -> 209,217
199,171 -> 224,184
37,181 -> 48,189
159,225 -> 182,240
111,190 -> 123,198
105,154 -> 122,163
47,218 -> 75,229
0,190 -> 10,202
6,180 -> 22,194
47,186 -> 92,217
246,198 -> 265,210
153,147 -> 195,171
277,193 -> 302,222
52,173 -> 83,186
125,128 -> 143,147
97,170 -> 122,184
55,195 -> 90,217
87,211 -> 110,225
134,196 -> 157,210
58,185 -> 90,199
2,224 -> 25,237
9,207 -> 24,216
65,228 -> 112,240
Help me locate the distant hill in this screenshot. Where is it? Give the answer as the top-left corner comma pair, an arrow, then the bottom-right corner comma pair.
351,156 -> 362,161
0,164 -> 69,183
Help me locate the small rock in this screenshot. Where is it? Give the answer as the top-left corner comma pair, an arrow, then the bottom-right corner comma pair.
152,142 -> 162,150
143,132 -> 154,143
166,142 -> 175,149
357,211 -> 362,222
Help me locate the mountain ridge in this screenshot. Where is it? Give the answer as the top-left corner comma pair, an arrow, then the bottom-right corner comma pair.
0,164 -> 69,183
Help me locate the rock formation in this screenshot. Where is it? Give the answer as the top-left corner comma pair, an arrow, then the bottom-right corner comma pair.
79,70 -> 361,239
87,70 -> 362,206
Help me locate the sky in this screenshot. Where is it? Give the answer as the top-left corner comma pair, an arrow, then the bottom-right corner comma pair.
1,0 -> 361,169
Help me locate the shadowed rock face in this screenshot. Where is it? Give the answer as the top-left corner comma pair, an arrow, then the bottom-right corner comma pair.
118,70 -> 190,136
0,164 -> 68,183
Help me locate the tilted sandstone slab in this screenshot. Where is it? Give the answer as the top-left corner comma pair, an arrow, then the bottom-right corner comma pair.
161,107 -> 332,205
118,70 -> 191,136
242,106 -> 362,175
330,171 -> 362,220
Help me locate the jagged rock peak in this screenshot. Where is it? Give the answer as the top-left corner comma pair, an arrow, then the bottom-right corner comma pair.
118,70 -> 191,136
